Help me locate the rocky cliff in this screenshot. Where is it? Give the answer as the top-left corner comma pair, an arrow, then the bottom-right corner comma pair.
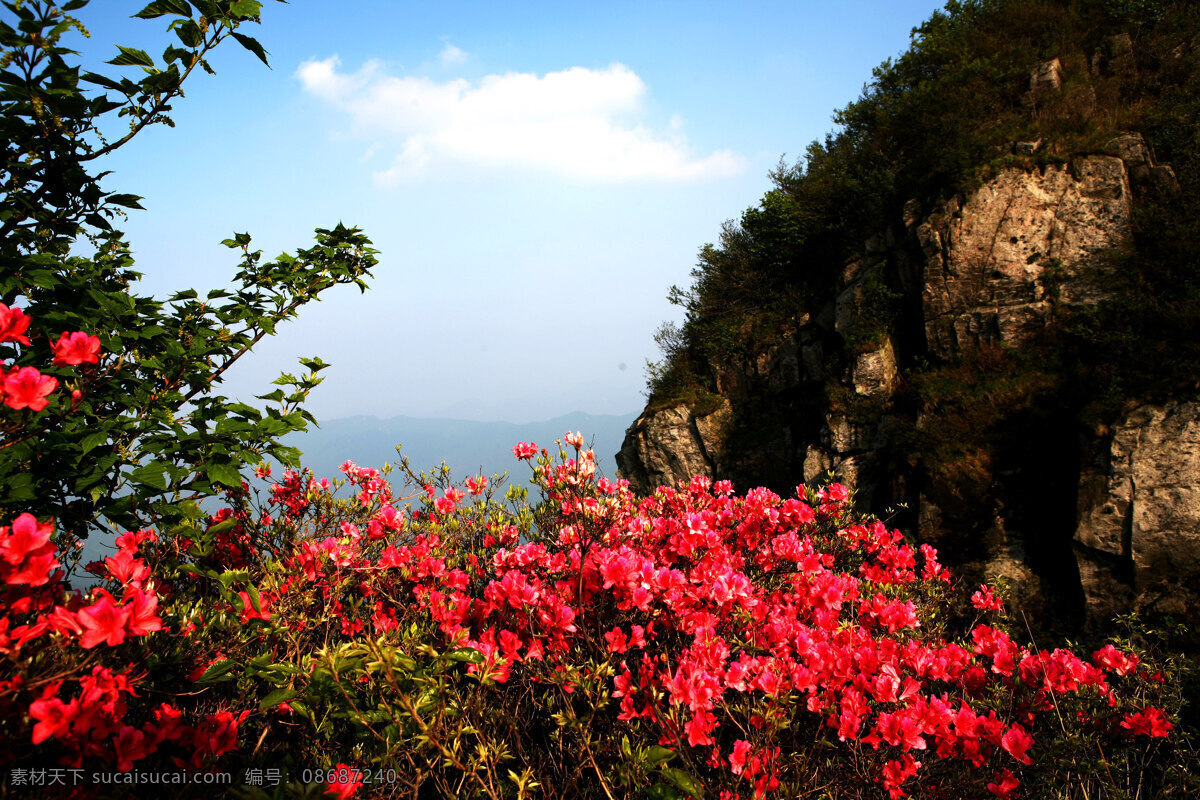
618,17 -> 1200,635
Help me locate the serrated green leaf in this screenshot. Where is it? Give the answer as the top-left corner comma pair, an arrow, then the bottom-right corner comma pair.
107,46 -> 155,67
80,431 -> 110,455
229,0 -> 263,18
134,0 -> 191,18
129,463 -> 168,491
80,72 -> 124,91
106,193 -> 145,210
174,19 -> 202,48
231,32 -> 269,67
206,461 -> 242,488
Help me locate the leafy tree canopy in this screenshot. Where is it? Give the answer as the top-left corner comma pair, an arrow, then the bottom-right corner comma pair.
0,0 -> 378,550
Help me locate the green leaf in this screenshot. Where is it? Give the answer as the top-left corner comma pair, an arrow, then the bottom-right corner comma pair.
2,473 -> 36,504
644,747 -> 677,769
231,32 -> 269,67
447,648 -> 485,664
259,687 -> 298,710
80,432 -> 110,455
197,659 -> 237,683
187,0 -> 221,18
206,462 -> 242,488
173,19 -> 203,48
661,769 -> 703,798
80,72 -> 125,91
134,0 -> 192,18
246,583 -> 262,613
207,517 -> 237,535
229,0 -> 263,18
107,46 -> 155,68
129,464 -> 169,491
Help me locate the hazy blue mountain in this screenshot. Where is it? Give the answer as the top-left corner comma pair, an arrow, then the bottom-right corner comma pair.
280,411 -> 639,490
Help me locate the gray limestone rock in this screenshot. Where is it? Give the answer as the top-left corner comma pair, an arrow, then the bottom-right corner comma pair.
615,399 -> 732,494
1030,58 -> 1064,92
1075,399 -> 1200,616
922,158 -> 1132,359
852,338 -> 899,398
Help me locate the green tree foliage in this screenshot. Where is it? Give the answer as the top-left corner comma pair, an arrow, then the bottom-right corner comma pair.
0,0 -> 378,546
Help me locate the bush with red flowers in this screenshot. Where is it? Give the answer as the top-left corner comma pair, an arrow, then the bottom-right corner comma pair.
2,301 -> 1196,797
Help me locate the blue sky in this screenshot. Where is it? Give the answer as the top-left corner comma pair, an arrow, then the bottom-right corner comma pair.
72,1 -> 948,424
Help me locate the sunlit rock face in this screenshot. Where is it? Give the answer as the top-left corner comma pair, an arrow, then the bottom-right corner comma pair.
1075,400 -> 1200,623
616,400 -> 731,495
920,155 -> 1133,360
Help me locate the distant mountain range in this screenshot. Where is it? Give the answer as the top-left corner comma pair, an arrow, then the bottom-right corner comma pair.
281,411 -> 639,491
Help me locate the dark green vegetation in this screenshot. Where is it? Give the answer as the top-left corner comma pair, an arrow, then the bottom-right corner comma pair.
0,0 -> 376,555
649,0 -> 1200,502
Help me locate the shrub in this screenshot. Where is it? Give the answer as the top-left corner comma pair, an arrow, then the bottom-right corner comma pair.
3,311 -> 1194,797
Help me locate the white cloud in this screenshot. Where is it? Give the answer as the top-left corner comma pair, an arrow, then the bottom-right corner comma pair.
295,56 -> 746,183
439,43 -> 468,67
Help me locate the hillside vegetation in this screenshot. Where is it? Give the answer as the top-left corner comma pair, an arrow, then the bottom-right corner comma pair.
650,0 -> 1200,427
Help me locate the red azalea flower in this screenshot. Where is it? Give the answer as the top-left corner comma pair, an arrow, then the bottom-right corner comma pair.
1,513 -> 53,565
0,303 -> 31,345
987,768 -> 1020,798
29,692 -> 78,745
3,367 -> 57,411
1001,723 -> 1035,765
1121,707 -> 1173,737
105,549 -> 149,586
78,590 -> 131,648
123,587 -> 163,636
881,755 -> 921,800
238,590 -> 271,623
971,584 -> 1004,611
114,725 -> 153,772
197,710 -> 248,757
325,764 -> 363,798
50,331 -> 102,365
1,513 -> 59,586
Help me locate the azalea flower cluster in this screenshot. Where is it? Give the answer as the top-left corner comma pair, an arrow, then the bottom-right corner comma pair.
0,302 -> 101,411
0,352 -> 1184,800
1,517 -> 255,778
211,434 -> 1178,800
